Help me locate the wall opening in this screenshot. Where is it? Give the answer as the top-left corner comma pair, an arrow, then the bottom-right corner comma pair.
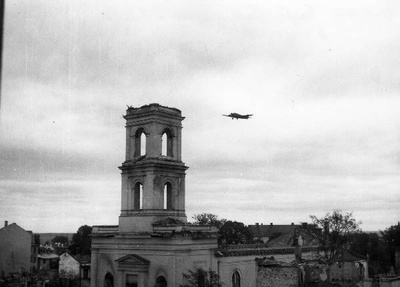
104,272 -> 114,287
198,273 -> 205,287
232,271 -> 241,287
163,183 -> 172,210
155,276 -> 167,287
134,128 -> 146,157
161,129 -> 173,156
134,182 -> 143,210
125,274 -> 138,287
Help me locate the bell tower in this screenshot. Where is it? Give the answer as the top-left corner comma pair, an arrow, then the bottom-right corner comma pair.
119,103 -> 188,232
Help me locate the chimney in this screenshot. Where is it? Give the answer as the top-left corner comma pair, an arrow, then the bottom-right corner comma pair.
4,221 -> 8,227
256,223 -> 259,226
270,223 -> 273,226
291,222 -> 294,225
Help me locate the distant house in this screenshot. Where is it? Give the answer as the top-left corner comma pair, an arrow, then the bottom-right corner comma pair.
328,249 -> 369,286
59,252 -> 91,287
248,223 -> 300,244
37,253 -> 59,271
0,221 -> 38,275
248,222 -> 319,249
298,249 -> 370,287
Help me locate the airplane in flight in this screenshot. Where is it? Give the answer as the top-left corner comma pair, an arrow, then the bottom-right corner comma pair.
223,113 -> 253,120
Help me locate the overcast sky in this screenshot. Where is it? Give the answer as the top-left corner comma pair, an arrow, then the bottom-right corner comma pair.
1,0 -> 399,233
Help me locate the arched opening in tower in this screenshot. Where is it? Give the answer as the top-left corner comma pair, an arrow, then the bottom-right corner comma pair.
134,128 -> 146,157
163,183 -> 172,210
134,182 -> 143,210
161,129 -> 173,157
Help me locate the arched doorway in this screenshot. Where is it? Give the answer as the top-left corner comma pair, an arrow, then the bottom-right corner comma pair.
155,276 -> 167,287
104,272 -> 114,287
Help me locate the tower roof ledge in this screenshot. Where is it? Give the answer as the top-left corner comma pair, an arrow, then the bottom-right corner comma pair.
125,103 -> 184,120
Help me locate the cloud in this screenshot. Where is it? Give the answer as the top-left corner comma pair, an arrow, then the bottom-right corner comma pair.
0,179 -> 120,232
2,0 -> 400,232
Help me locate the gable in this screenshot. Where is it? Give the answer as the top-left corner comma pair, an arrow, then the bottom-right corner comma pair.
115,254 -> 150,273
0,223 -> 32,243
329,250 -> 367,264
60,253 -> 79,264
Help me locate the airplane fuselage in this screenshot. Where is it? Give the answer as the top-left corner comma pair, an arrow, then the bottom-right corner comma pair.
223,113 -> 253,119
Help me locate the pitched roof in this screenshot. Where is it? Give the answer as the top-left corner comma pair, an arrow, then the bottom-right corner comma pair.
328,250 -> 367,264
266,227 -> 320,248
0,222 -> 31,234
248,224 -> 299,238
256,257 -> 296,267
74,254 -> 91,264
38,253 -> 59,259
60,252 -> 91,264
265,231 -> 295,247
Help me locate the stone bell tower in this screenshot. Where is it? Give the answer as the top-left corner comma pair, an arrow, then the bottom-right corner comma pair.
119,103 -> 188,232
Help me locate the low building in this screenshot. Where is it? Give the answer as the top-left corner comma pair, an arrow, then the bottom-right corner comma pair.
59,252 -> 91,287
256,257 -> 299,287
59,253 -> 80,278
0,221 -> 38,275
37,253 -> 59,272
297,249 -> 371,287
328,249 -> 369,286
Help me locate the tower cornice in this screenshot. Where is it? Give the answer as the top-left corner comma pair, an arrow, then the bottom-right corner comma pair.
119,158 -> 188,172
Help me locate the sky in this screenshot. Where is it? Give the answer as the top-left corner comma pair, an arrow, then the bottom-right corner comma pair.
0,0 -> 399,233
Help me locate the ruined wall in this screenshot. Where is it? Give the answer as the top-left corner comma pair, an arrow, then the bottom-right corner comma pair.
218,256 -> 257,287
257,267 -> 298,287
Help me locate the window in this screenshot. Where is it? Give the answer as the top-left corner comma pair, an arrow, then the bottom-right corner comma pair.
83,268 -> 89,279
163,183 -> 172,210
134,128 -> 146,157
126,274 -> 138,287
134,183 -> 143,210
161,129 -> 173,156
232,271 -> 241,287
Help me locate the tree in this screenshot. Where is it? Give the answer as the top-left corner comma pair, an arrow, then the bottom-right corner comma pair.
381,222 -> 400,272
219,220 -> 253,245
309,210 -> 362,260
34,234 -> 41,245
70,225 -> 92,255
52,235 -> 69,254
348,232 -> 391,275
191,213 -> 226,229
182,268 -> 222,287
52,235 -> 69,245
59,269 -> 79,287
